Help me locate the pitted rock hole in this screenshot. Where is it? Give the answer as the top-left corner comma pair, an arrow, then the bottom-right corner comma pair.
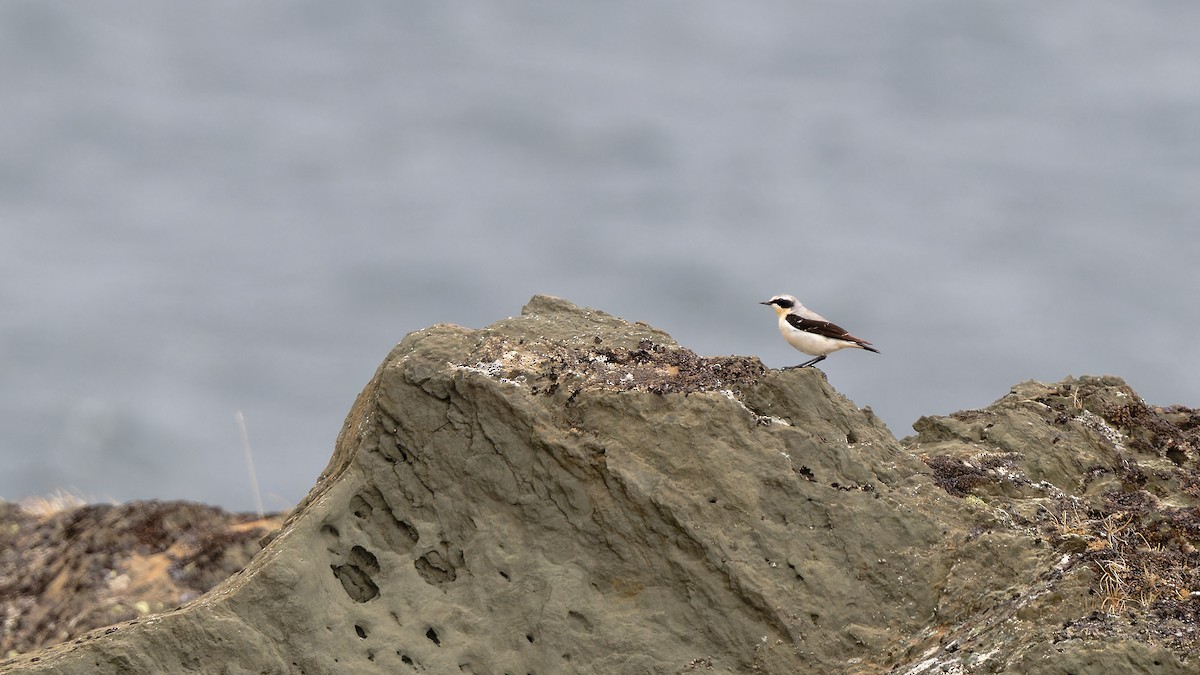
331,564 -> 379,603
386,437 -> 412,464
566,610 -> 592,632
397,519 -> 419,544
415,545 -> 464,585
331,545 -> 381,602
381,514 -> 420,552
320,524 -> 340,554
348,486 -> 422,551
350,494 -> 373,520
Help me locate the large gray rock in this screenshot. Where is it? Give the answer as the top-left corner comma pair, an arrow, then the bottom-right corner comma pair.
2,296 -> 1195,673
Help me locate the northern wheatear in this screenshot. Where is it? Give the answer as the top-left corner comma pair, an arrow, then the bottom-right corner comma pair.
760,294 -> 880,368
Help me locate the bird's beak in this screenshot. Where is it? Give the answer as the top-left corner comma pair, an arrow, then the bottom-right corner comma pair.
759,301 -> 772,306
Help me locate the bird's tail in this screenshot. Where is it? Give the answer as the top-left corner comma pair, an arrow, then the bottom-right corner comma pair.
859,344 -> 881,354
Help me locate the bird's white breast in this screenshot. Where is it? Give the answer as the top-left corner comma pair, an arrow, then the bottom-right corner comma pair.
777,316 -> 855,356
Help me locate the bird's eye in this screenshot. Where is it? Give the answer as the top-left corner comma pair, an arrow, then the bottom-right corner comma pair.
774,299 -> 793,308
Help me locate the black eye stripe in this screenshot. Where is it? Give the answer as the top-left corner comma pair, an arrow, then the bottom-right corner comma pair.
773,298 -> 794,309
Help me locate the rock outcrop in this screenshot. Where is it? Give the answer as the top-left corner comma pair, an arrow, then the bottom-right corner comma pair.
905,376 -> 1200,671
1,295 -> 1196,673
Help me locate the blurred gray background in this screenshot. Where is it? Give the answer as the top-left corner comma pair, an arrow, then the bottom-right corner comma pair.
3,1 -> 1197,512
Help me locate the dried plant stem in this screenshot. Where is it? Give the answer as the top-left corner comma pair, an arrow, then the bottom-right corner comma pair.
236,411 -> 265,519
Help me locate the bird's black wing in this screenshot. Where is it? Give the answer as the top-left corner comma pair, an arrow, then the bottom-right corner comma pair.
785,314 -> 879,352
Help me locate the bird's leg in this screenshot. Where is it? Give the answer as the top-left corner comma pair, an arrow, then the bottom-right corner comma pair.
783,355 -> 826,369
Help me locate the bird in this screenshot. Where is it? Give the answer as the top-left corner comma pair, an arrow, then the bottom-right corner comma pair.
760,294 -> 880,368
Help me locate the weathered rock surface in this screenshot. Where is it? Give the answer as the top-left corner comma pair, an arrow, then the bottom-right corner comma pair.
1,296 -> 1196,673
906,376 -> 1200,672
